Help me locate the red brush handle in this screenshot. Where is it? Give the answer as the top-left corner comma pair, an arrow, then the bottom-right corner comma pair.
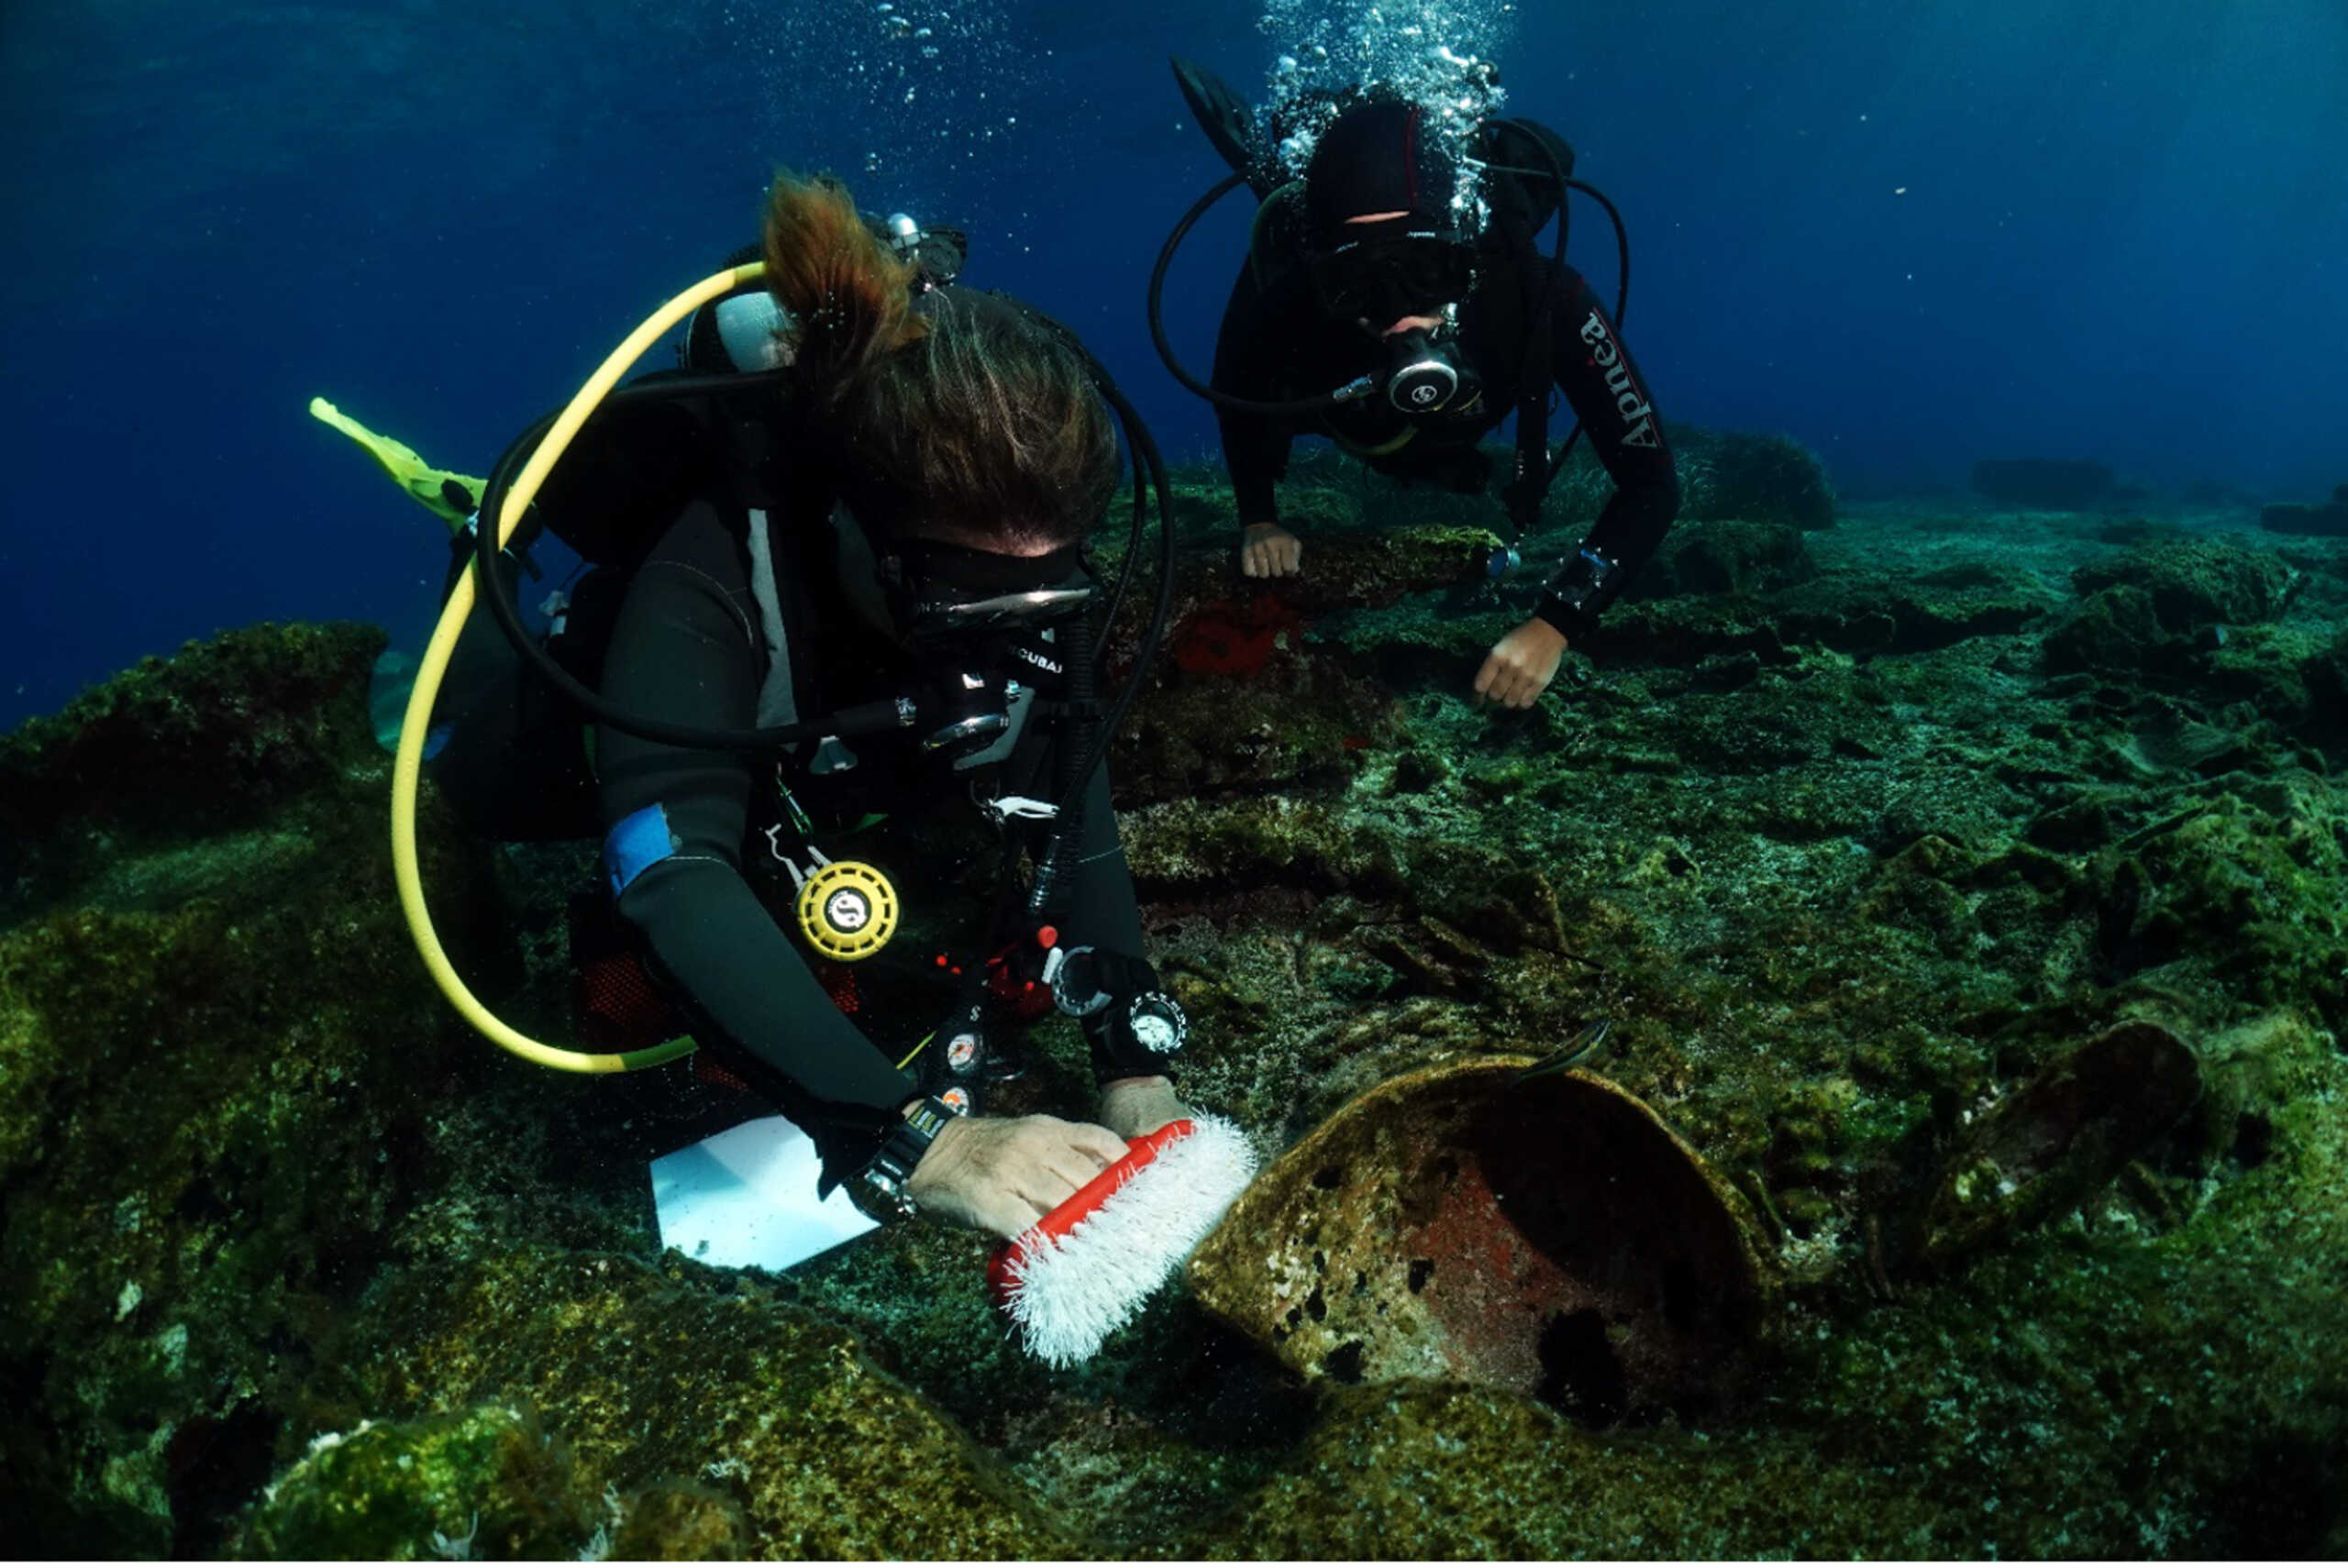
987,1119 -> 1194,1304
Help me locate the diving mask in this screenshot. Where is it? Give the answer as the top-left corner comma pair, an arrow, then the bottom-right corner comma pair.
875,538 -> 1099,771
884,538 -> 1097,650
1306,228 -> 1478,324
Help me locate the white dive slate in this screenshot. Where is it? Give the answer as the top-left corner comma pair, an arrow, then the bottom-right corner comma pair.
650,1114 -> 878,1272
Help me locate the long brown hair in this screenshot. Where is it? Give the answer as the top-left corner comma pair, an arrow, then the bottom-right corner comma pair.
759,171 -> 1119,554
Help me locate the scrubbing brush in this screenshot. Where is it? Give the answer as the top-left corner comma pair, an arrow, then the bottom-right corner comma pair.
987,1115 -> 1257,1366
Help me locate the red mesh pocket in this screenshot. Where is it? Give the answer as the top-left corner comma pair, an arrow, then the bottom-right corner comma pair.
575,951 -> 682,1053
814,962 -> 862,1015
692,1054 -> 751,1093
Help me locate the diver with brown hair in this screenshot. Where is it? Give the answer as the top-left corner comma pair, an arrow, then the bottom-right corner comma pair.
573,172 -> 1191,1239
1153,63 -> 1683,709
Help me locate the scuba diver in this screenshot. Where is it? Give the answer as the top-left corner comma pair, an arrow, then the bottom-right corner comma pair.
406,172 -> 1194,1242
1151,61 -> 1683,709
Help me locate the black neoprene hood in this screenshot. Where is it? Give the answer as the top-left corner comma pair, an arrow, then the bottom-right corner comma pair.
1302,100 -> 1461,243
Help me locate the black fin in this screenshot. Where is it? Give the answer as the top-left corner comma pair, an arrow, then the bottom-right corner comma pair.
1172,55 -> 1277,199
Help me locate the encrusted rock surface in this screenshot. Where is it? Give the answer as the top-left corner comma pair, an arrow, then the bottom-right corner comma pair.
294,1248 -> 1091,1560
1919,1020 -> 2203,1266
6,450 -> 2348,1557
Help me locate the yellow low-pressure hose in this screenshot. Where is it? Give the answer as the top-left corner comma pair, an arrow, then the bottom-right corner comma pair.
390,262 -> 766,1072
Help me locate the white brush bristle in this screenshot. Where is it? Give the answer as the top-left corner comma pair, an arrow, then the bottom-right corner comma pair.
1000,1114 -> 1257,1367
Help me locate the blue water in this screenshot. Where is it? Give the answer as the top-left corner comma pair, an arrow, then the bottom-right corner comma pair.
3,0 -> 2342,734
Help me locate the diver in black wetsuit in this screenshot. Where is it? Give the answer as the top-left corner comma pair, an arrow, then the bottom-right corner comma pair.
1199,95 -> 1682,708
587,174 -> 1189,1241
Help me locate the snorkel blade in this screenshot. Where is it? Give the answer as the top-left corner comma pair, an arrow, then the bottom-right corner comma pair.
1172,56 -> 1278,198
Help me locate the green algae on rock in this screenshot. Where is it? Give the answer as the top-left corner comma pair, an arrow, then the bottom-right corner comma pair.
2071,536 -> 2301,628
1919,1020 -> 2203,1267
237,1403 -> 605,1561
0,873 -> 506,1555
2045,537 -> 2302,682
1187,1379 -> 1952,1559
0,623 -> 390,919
1551,425 -> 1838,531
1632,517 -> 1820,599
338,1248 -> 1094,1560
0,624 -> 531,1556
6,465 -> 2348,1559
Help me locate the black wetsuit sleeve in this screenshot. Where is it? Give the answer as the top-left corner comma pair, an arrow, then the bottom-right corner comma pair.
593,501 -> 916,1178
1212,261 -> 1299,530
1534,269 -> 1682,637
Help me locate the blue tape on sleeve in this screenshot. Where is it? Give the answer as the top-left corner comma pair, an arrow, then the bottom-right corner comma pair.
604,804 -> 678,899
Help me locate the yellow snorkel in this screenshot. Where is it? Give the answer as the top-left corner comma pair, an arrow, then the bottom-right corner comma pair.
308,398 -> 487,528
388,261 -> 764,1073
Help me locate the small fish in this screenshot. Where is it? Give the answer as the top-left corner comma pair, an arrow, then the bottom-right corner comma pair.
1512,1016 -> 1611,1082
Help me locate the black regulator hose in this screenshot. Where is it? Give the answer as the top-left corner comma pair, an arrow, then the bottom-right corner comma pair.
1483,123 -> 1634,484
1030,368 -> 1179,915
470,371 -> 908,754
1091,393 -> 1150,664
1567,175 -> 1633,329
1035,606 -> 1099,910
471,352 -> 1176,807
1542,175 -> 1633,480
1148,171 -> 1363,419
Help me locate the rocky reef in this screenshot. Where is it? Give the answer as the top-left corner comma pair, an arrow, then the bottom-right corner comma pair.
1972,456 -> 2143,513
4,445 -> 2346,1557
2262,483 -> 2348,539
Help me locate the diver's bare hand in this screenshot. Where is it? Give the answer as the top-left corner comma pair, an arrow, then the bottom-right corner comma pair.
1098,1076 -> 1189,1141
1240,522 -> 1303,578
1473,616 -> 1569,709
903,1113 -> 1128,1240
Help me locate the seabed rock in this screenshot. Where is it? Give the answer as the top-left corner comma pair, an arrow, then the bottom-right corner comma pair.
236,1403 -> 606,1561
2071,536 -> 2299,628
1919,1020 -> 2203,1268
1549,425 -> 1836,530
2043,537 -> 2300,685
11,446 -> 2348,1556
1106,523 -> 1503,801
311,1248 -> 1091,1560
1632,518 -> 1819,599
1972,456 -> 2136,511
1187,1057 -> 1767,1424
2260,482 -> 2348,537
